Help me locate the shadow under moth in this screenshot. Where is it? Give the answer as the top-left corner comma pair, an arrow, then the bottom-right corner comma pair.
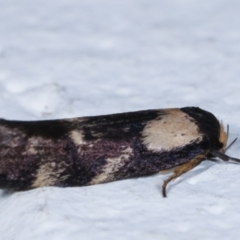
0,107 -> 239,197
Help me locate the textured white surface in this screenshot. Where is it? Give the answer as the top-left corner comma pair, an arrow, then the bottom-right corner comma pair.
0,0 -> 240,239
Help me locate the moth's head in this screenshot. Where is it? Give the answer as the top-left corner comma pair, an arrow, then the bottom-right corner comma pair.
210,123 -> 240,163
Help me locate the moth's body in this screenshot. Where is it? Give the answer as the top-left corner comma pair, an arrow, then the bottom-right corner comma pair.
0,107 -> 231,196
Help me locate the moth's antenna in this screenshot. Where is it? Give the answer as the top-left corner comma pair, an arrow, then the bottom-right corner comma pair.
224,137 -> 238,153
227,124 -> 229,139
223,124 -> 238,153
210,150 -> 240,163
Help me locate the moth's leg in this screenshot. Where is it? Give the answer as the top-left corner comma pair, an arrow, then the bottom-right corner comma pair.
162,155 -> 205,197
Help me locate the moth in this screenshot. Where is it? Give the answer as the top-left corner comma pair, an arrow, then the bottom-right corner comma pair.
0,107 -> 239,197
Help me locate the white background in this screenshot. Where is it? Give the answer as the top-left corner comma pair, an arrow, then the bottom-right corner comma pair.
0,0 -> 240,239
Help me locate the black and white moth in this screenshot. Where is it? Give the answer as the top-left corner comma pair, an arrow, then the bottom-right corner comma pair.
0,107 -> 239,197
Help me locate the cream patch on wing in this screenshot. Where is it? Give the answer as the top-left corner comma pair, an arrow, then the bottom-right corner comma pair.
142,109 -> 202,151
23,136 -> 51,154
89,147 -> 133,185
31,162 -> 69,188
70,130 -> 85,145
